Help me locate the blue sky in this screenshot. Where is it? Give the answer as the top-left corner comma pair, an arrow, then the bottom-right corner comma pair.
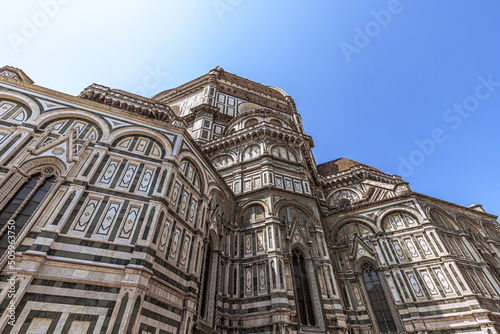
2,1 -> 500,214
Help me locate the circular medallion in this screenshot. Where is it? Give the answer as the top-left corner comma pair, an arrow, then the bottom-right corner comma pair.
51,147 -> 65,156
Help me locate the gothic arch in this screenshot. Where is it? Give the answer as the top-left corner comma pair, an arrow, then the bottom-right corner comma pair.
177,156 -> 205,193
107,127 -> 172,155
266,112 -> 297,131
35,110 -> 110,140
239,142 -> 263,161
269,118 -> 283,127
238,200 -> 270,216
0,157 -> 62,190
0,90 -> 40,121
238,103 -> 263,114
274,200 -> 316,221
111,133 -> 166,157
177,152 -> 209,193
268,144 -> 299,162
267,85 -> 289,98
325,187 -> 363,205
353,255 -> 379,273
244,118 -> 258,128
290,239 -> 312,258
356,262 -> 402,333
376,206 -> 423,231
226,107 -> 295,130
483,253 -> 500,282
210,152 -> 237,169
0,160 -> 60,209
207,227 -> 219,252
198,234 -> 219,328
210,152 -> 237,161
289,245 -> 324,329
330,216 -> 376,237
19,156 -> 66,176
482,222 -> 500,241
207,187 -> 232,228
455,214 -> 484,236
427,207 -> 462,231
0,160 -> 59,262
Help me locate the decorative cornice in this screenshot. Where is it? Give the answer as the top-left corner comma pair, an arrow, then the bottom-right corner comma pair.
235,184 -> 316,200
217,83 -> 289,113
319,165 -> 402,190
0,74 -> 234,200
0,65 -> 34,84
0,76 -> 180,131
201,122 -> 313,156
191,103 -> 220,114
184,103 -> 234,124
323,191 -> 498,220
79,84 -> 176,124
223,108 -> 297,134
152,67 -> 292,114
412,192 -> 498,219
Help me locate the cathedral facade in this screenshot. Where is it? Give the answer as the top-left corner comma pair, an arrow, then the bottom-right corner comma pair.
0,65 -> 499,334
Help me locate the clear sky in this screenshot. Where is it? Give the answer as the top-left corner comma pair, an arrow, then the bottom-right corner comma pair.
2,1 -> 500,215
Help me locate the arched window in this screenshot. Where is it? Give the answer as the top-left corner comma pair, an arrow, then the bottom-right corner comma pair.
271,260 -> 277,289
329,189 -> 359,209
241,205 -> 264,224
269,119 -> 282,127
242,145 -> 261,161
429,210 -> 461,230
278,260 -> 285,289
42,118 -> 101,141
268,227 -> 273,248
211,154 -> 234,169
179,159 -> 202,191
335,222 -> 373,245
233,267 -> 238,295
0,169 -> 55,254
113,135 -> 165,159
244,119 -> 258,128
292,250 -> 315,326
457,216 -> 484,236
337,198 -> 351,210
200,243 -> 212,319
485,223 -> 500,241
361,264 -> 397,333
271,146 -> 298,162
0,98 -> 32,123
280,206 -> 312,228
278,260 -> 284,288
382,212 -> 417,231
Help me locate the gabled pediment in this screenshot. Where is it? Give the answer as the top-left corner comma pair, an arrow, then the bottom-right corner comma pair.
27,129 -> 81,164
350,234 -> 375,264
289,219 -> 310,245
0,65 -> 34,84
